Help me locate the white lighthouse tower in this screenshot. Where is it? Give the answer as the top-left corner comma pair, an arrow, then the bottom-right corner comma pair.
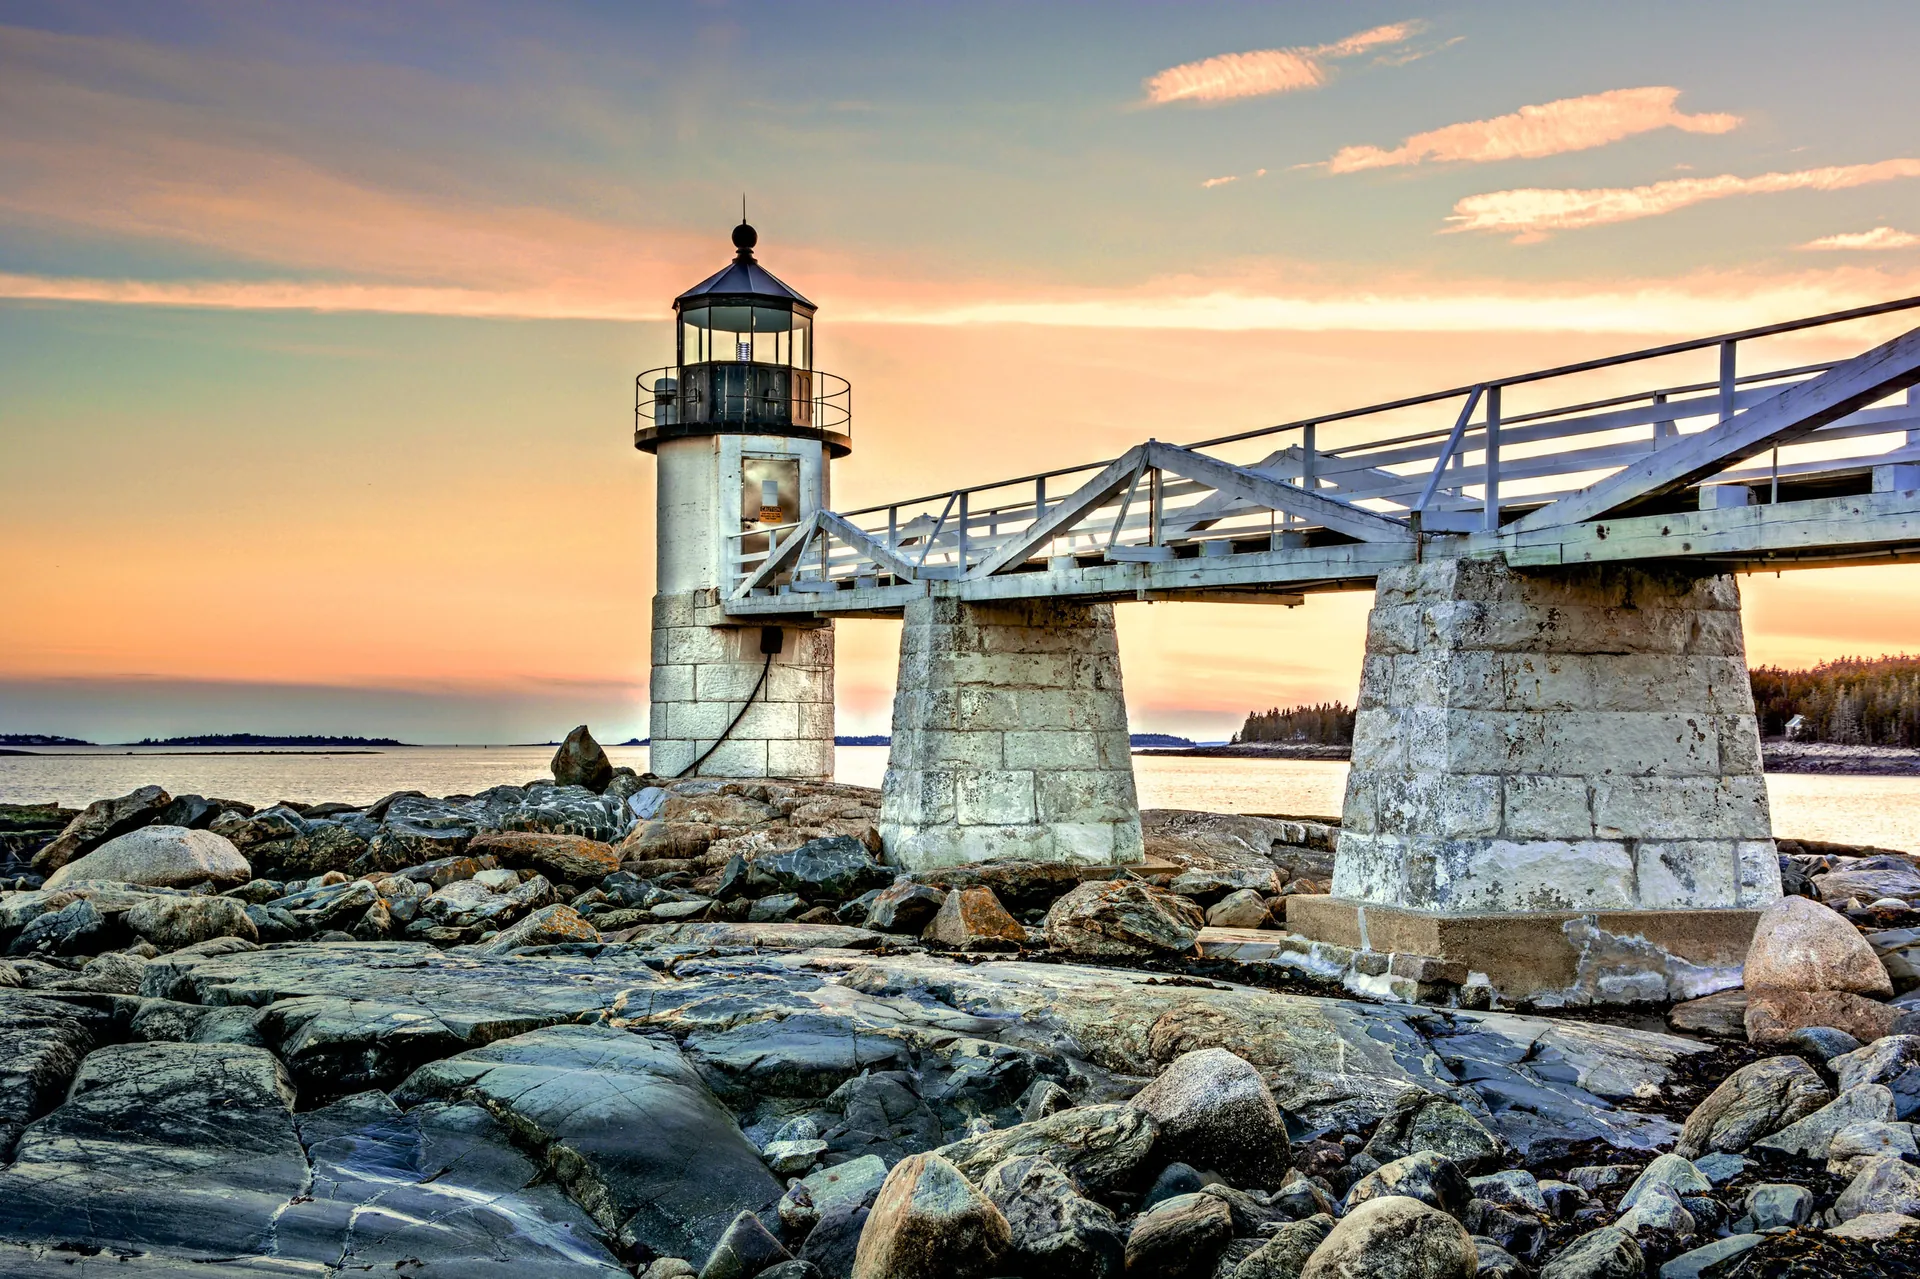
636,221 -> 849,780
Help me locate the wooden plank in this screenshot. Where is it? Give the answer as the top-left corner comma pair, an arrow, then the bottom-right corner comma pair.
1144,442 -> 1414,543
1511,324 -> 1920,532
969,444 -> 1147,577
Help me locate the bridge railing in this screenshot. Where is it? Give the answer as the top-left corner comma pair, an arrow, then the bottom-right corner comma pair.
728,297 -> 1920,599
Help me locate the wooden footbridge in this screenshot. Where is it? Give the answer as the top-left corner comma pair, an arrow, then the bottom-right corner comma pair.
723,298 -> 1920,618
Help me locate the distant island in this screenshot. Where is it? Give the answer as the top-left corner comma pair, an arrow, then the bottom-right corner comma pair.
0,734 -> 93,746
134,734 -> 410,747
1128,733 -> 1194,748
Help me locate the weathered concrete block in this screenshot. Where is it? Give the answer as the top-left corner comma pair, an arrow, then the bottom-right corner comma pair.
1329,557 -> 1779,919
882,594 -> 1140,869
646,593 -> 835,782
956,770 -> 1038,826
1501,775 -> 1594,840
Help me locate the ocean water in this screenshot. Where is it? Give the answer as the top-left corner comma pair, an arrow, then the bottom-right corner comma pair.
0,743 -> 1913,853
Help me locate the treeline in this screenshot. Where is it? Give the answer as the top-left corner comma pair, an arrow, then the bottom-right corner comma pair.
1751,655 -> 1920,747
1234,702 -> 1356,746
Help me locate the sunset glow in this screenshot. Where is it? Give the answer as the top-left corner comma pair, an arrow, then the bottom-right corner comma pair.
6,2 -> 1920,744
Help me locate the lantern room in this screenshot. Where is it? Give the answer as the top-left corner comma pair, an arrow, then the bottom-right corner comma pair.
635,221 -> 852,456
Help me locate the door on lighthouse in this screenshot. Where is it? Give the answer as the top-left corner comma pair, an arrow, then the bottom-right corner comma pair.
740,455 -> 802,569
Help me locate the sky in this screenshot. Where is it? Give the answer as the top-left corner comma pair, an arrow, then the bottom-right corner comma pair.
4,0 -> 1920,744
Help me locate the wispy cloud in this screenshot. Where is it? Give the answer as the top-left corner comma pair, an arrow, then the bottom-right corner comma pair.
9,265 -> 1917,338
1447,159 -> 1920,241
1801,226 -> 1920,251
1201,168 -> 1265,189
1325,87 -> 1739,174
1143,22 -> 1421,106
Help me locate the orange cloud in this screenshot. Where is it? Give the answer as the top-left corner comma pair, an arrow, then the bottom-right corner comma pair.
1801,226 -> 1920,251
1326,86 -> 1739,173
1447,158 -> 1920,241
9,263 -> 1920,340
1143,22 -> 1421,105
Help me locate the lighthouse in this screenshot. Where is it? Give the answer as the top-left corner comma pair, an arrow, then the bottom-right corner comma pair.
635,221 -> 849,780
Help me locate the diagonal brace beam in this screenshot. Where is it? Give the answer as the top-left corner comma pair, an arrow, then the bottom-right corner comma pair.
1512,324 -> 1920,532
1143,442 -> 1414,543
730,511 -> 822,599
819,510 -> 922,581
969,445 -> 1147,577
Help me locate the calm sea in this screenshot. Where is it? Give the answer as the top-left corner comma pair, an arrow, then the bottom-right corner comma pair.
0,745 -> 1913,853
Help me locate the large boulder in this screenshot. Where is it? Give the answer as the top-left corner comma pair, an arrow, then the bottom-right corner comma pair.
395,1024 -> 782,1261
1300,1196 -> 1476,1279
1123,1191 -> 1233,1279
922,887 -> 1027,951
1538,1227 -> 1643,1279
1833,1034 -> 1920,1119
1360,1094 -> 1506,1172
851,1152 -> 1010,1279
466,831 -> 619,881
125,895 -> 259,952
467,903 -> 600,954
1674,1055 -> 1831,1157
865,880 -> 947,934
552,725 -> 614,792
978,1154 -> 1124,1279
754,836 -> 892,902
1343,1152 -> 1471,1218
0,1042 -> 307,1257
699,1209 -> 792,1279
6,897 -> 109,956
1043,879 -> 1203,959
44,826 -> 250,891
1128,1047 -> 1290,1186
30,785 -> 170,875
1743,894 -> 1892,995
1751,1083 -> 1898,1159
1229,1214 -> 1333,1279
1744,988 -> 1904,1049
935,1104 -> 1159,1196
1813,856 -> 1920,907
1834,1154 -> 1920,1221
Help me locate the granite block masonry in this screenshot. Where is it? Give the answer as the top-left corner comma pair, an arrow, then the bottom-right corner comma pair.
1333,555 -> 1781,915
1288,555 -> 1783,1003
880,594 -> 1145,869
648,590 -> 835,781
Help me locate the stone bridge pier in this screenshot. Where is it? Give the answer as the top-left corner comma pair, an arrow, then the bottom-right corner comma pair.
1289,555 -> 1783,1004
879,595 -> 1145,869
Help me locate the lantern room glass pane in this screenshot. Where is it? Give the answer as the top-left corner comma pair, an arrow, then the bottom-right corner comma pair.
792,313 -> 811,370
707,304 -> 752,335
680,306 -> 708,364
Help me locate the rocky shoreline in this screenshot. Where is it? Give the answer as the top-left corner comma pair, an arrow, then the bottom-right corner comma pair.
1760,740 -> 1920,777
4,727 -> 1920,1277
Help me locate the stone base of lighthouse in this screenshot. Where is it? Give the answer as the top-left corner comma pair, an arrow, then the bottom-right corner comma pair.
880,596 -> 1144,870
1287,555 -> 1782,1005
648,591 -> 834,781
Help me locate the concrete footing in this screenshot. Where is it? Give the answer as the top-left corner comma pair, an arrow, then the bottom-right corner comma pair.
648,590 -> 834,780
1284,895 -> 1762,1006
880,595 -> 1144,869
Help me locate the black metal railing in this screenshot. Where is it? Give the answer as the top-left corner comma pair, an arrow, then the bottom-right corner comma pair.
635,362 -> 851,440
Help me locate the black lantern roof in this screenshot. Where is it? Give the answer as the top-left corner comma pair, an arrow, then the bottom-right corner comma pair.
674,222 -> 815,312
